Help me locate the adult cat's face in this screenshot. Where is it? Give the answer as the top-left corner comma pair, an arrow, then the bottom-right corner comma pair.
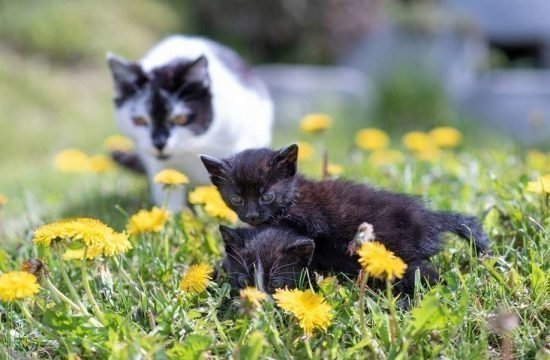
220,225 -> 314,293
201,145 -> 299,226
107,54 -> 213,160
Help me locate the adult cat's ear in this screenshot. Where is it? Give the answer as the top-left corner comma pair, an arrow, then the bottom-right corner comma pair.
270,144 -> 299,177
186,55 -> 210,87
200,155 -> 227,185
219,225 -> 244,250
285,237 -> 315,263
106,53 -> 147,99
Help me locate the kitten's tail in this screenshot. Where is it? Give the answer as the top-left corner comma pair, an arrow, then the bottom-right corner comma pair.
111,150 -> 146,174
437,212 -> 489,254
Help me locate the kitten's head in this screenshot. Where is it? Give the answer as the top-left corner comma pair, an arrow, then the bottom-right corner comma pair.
107,53 -> 213,160
200,144 -> 299,225
220,225 -> 314,293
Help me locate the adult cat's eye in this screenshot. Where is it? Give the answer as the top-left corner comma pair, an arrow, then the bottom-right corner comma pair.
260,192 -> 275,204
132,116 -> 148,127
170,114 -> 188,126
237,274 -> 250,288
230,194 -> 243,205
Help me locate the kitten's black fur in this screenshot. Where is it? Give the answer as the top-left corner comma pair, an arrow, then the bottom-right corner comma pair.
220,225 -> 314,293
202,145 -> 489,293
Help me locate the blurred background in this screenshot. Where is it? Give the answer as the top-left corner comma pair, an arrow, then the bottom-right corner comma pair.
0,0 -> 549,235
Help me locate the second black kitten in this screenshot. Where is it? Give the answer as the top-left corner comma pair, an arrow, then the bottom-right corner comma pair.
202,144 -> 489,293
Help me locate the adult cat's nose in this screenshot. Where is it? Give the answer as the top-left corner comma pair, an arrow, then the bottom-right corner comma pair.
152,137 -> 166,151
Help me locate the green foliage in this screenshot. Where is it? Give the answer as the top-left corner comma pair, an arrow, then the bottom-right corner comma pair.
0,0 -> 179,63
371,69 -> 453,132
0,131 -> 548,358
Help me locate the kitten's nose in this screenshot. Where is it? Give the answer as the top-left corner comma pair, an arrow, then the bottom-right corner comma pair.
244,211 -> 262,225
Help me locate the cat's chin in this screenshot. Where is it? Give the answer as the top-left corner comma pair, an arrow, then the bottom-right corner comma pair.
155,154 -> 172,160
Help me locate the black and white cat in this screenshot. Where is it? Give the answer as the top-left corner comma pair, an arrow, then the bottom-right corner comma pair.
107,36 -> 273,211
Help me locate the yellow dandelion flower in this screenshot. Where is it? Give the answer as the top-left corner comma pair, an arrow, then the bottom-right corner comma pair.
33,220 -> 73,246
240,287 -> 267,307
104,135 -> 134,152
326,163 -> 344,176
402,131 -> 436,152
273,288 -> 333,336
0,194 -> 8,206
189,186 -> 237,222
179,264 -> 214,293
62,248 -> 85,261
100,232 -> 133,256
526,174 -> 550,194
357,242 -> 407,281
204,201 -> 238,222
33,218 -> 131,258
127,207 -> 171,235
368,149 -> 405,167
154,169 -> 189,186
526,150 -> 550,173
188,185 -> 219,204
429,127 -> 463,148
0,271 -> 40,302
297,141 -> 314,161
299,113 -> 332,133
88,155 -> 115,173
355,128 -> 390,151
54,149 -> 90,172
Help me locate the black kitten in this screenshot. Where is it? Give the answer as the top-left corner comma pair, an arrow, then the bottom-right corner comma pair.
202,145 -> 489,293
220,225 -> 314,293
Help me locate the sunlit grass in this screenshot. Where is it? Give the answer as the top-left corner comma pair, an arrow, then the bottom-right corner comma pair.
0,124 -> 548,359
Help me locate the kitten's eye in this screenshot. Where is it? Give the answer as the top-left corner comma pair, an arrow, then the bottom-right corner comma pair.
260,192 -> 275,204
132,116 -> 148,127
237,274 -> 250,288
270,278 -> 286,289
170,114 -> 189,126
230,194 -> 243,206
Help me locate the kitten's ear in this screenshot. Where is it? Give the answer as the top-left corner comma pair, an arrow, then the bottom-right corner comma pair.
186,55 -> 210,87
270,144 -> 299,177
219,225 -> 244,249
285,238 -> 315,262
200,155 -> 227,185
107,53 -> 147,98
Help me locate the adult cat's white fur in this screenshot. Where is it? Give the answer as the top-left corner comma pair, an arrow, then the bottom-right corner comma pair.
108,36 -> 273,211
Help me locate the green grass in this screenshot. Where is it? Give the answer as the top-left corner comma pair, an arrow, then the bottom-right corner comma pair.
0,127 -> 548,359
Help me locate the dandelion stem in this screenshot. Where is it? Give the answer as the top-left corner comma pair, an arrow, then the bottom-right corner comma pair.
54,246 -> 89,315
358,271 -> 369,338
112,257 -> 154,307
80,247 -> 106,325
43,277 -> 103,327
44,276 -> 82,313
386,279 -> 398,345
304,338 -> 314,359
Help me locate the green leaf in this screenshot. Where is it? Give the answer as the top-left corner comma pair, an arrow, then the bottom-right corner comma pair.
409,289 -> 450,335
236,331 -> 266,360
166,334 -> 211,360
483,207 -> 500,235
530,262 -> 548,305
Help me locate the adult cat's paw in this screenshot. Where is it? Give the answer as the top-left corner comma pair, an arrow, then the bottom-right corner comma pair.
111,150 -> 146,173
